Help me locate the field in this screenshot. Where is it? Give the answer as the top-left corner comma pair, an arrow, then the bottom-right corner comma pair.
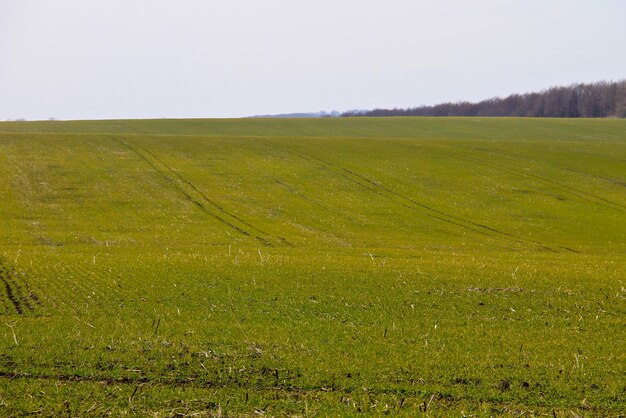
0,117 -> 624,416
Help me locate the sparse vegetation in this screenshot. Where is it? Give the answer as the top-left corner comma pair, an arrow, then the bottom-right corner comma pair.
0,117 -> 624,416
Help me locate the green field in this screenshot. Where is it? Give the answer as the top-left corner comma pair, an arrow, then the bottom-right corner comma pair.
0,117 -> 624,416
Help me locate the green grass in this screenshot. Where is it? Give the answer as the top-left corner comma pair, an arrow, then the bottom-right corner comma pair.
0,117 -> 624,416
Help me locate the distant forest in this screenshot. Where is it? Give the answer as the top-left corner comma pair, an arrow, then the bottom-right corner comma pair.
342,80 -> 626,118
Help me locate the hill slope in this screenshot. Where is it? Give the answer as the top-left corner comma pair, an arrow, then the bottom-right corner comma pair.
0,118 -> 624,415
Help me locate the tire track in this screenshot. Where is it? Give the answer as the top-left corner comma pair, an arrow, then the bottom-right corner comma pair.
110,137 -> 291,247
434,143 -> 626,213
297,152 -> 496,238
0,257 -> 42,316
272,178 -> 331,211
262,141 -> 558,252
0,293 -> 10,314
1,277 -> 22,315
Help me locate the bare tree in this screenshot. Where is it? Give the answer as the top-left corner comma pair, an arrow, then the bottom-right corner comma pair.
343,80 -> 626,118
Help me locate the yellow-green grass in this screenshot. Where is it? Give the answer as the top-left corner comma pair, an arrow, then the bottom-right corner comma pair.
0,118 -> 624,416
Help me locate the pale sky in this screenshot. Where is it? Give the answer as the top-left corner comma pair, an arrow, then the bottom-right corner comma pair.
1,0 -> 625,120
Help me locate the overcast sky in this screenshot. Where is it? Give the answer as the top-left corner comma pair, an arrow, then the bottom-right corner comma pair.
1,0 -> 625,120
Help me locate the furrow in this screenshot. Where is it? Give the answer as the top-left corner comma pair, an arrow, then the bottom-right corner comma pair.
268,143 -> 556,252
109,136 -> 278,246
0,257 -> 40,315
437,143 -> 625,213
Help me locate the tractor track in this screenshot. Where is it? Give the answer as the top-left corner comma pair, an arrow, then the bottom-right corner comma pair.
1,276 -> 23,315
301,152 -> 555,251
298,152 -> 497,238
272,178 -> 331,211
261,141 -> 558,252
0,257 -> 41,316
110,136 -> 291,247
433,143 -> 626,214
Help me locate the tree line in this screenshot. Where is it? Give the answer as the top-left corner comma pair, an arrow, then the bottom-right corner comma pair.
342,80 -> 626,118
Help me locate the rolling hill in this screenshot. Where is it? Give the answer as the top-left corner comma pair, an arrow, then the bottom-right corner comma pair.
0,117 -> 624,415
